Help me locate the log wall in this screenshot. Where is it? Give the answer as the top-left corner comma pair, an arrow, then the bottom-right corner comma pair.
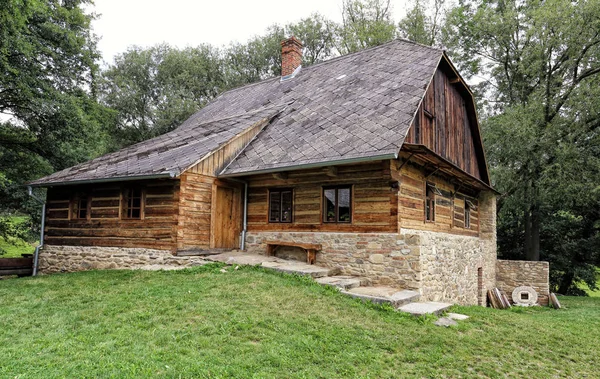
176,173 -> 214,250
391,158 -> 480,237
245,161 -> 398,233
44,179 -> 179,251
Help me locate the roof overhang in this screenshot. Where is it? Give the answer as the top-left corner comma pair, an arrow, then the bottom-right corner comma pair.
401,144 -> 498,194
26,172 -> 178,188
218,153 -> 398,178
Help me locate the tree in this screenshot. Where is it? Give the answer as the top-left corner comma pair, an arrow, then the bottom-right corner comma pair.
337,0 -> 398,54
444,0 -> 600,293
0,0 -> 109,217
101,44 -> 224,148
398,0 -> 446,46
286,13 -> 337,66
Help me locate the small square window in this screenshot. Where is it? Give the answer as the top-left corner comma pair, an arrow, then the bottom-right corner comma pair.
122,188 -> 144,219
268,189 -> 293,223
323,186 -> 352,223
72,195 -> 89,220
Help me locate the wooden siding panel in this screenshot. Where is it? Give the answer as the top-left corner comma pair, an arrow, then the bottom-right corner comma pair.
44,179 -> 179,251
176,172 -> 213,250
405,68 -> 483,181
246,162 -> 397,233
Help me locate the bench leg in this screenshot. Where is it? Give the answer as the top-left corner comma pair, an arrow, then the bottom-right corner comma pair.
306,249 -> 317,265
266,245 -> 275,257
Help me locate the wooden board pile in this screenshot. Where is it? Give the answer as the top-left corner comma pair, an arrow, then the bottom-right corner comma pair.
487,288 -> 512,309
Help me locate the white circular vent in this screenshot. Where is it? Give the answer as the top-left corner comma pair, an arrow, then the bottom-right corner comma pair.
512,286 -> 538,306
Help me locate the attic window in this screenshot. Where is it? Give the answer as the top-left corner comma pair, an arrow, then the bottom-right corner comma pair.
122,188 -> 144,220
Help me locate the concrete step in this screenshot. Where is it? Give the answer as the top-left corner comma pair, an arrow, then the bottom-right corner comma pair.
397,301 -> 453,316
314,275 -> 370,290
261,261 -> 340,278
341,287 -> 420,307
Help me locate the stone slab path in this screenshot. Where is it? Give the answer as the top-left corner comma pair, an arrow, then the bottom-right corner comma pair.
205,251 -> 453,316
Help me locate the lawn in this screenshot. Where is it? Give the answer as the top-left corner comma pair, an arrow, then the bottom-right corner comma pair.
0,265 -> 598,378
0,215 -> 35,258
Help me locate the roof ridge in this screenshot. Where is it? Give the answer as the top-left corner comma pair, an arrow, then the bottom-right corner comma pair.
182,101 -> 293,129
209,39 -> 443,99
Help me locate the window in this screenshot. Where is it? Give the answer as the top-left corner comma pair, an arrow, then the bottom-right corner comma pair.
122,188 -> 143,219
464,199 -> 471,229
323,186 -> 351,223
425,183 -> 435,222
268,189 -> 293,223
72,195 -> 89,220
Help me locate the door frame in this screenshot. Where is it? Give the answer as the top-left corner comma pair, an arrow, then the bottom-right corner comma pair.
210,179 -> 243,249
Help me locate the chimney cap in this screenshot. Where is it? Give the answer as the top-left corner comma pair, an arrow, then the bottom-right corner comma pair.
281,36 -> 303,48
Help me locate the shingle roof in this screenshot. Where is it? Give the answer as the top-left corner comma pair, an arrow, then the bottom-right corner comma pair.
28,106 -> 283,186
189,40 -> 443,175
30,39 -> 444,186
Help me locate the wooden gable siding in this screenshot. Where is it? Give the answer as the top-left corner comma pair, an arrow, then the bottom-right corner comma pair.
44,179 -> 179,251
186,119 -> 268,177
390,158 -> 479,237
405,68 -> 482,180
245,161 -> 398,233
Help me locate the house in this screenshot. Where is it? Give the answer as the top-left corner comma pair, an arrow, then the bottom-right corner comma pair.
28,37 -> 549,306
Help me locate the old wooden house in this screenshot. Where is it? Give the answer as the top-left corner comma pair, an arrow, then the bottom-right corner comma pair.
30,38 -> 512,305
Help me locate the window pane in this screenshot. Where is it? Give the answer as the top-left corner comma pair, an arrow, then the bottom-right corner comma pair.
132,197 -> 141,208
324,189 -> 336,222
338,188 -> 351,222
131,208 -> 141,219
281,191 -> 292,222
269,192 -> 281,222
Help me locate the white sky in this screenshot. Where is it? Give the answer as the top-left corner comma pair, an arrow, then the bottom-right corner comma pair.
91,0 -> 411,64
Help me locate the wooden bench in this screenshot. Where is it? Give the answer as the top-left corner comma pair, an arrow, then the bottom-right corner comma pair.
0,257 -> 33,277
265,241 -> 322,265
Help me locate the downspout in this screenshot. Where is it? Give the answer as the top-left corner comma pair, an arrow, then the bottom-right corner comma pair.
27,186 -> 46,276
241,181 -> 248,251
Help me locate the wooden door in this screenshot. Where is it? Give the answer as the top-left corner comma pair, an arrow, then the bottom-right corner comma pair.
212,184 -> 241,248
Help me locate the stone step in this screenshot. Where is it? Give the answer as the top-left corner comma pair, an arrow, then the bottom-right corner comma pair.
341,287 -> 420,307
261,261 -> 340,278
314,276 -> 370,290
397,301 -> 453,316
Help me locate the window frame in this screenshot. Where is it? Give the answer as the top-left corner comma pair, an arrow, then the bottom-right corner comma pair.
322,185 -> 352,224
268,188 -> 293,223
121,187 -> 145,220
464,198 -> 471,229
70,193 -> 91,221
425,182 -> 436,223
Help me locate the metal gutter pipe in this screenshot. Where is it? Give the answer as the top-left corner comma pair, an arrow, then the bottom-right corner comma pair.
27,186 -> 46,276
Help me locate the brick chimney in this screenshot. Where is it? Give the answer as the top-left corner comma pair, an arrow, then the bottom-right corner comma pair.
281,36 -> 302,77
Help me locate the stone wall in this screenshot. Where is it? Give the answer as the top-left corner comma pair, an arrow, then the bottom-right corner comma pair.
496,260 -> 550,306
403,191 -> 498,306
39,245 -> 207,274
245,232 -> 422,289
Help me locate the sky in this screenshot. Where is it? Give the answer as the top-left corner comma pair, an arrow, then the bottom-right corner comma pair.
91,0 -> 411,64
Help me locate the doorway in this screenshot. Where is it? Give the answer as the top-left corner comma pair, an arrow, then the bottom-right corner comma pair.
211,182 -> 242,249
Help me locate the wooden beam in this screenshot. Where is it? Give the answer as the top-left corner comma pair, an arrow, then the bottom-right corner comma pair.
323,166 -> 338,177
272,172 -> 288,180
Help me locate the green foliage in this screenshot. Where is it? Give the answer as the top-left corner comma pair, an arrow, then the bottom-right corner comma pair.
444,0 -> 600,293
398,0 -> 446,46
337,0 -> 398,54
101,44 -> 224,148
286,13 -> 337,66
0,269 -> 599,377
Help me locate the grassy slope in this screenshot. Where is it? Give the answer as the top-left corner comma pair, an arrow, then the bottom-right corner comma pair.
0,237 -> 34,258
0,265 -> 598,378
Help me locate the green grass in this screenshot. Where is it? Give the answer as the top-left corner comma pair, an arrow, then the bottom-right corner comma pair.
1,265 -> 599,378
0,236 -> 35,258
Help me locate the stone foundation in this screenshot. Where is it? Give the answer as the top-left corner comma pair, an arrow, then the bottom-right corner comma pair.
496,259 -> 550,306
39,245 -> 207,274
245,232 -> 421,290
405,229 -> 497,306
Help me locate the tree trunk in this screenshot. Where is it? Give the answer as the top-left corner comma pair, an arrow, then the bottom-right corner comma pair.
558,271 -> 575,295
529,205 -> 541,261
